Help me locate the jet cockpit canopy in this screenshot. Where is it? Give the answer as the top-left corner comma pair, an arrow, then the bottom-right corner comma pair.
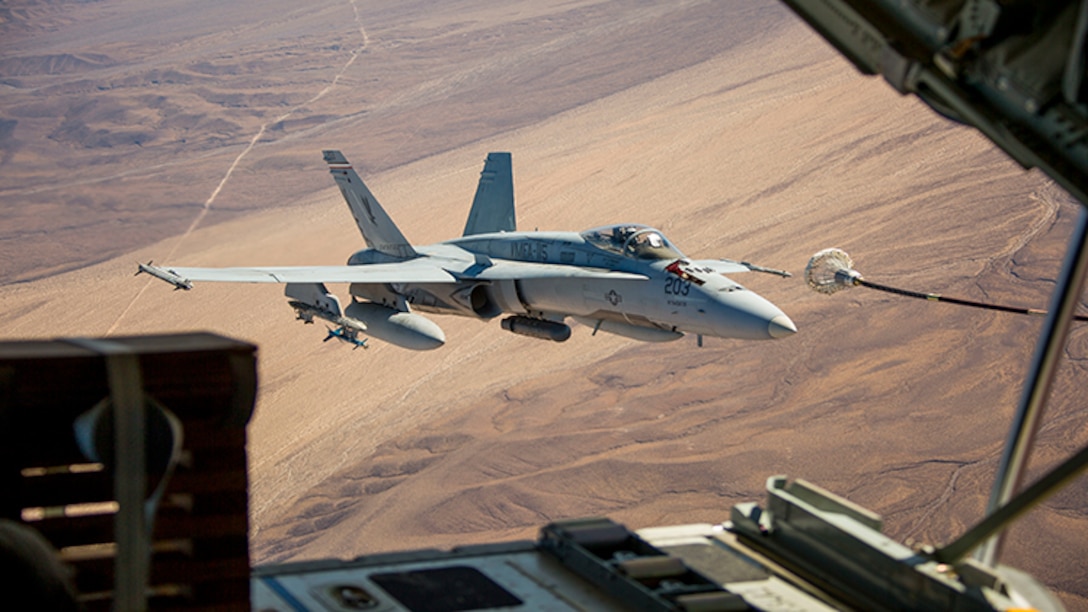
580,224 -> 684,260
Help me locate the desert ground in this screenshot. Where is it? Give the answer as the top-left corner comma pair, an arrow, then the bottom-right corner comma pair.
3,0 -> 1086,608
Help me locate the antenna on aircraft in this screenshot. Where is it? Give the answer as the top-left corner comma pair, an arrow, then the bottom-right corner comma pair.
805,247 -> 1088,321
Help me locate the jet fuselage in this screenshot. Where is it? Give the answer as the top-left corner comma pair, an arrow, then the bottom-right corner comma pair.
346,226 -> 795,342
141,152 -> 796,350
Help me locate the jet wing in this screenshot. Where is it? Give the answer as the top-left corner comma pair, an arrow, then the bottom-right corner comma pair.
139,261 -> 458,289
687,259 -> 753,275
462,259 -> 648,281
138,258 -> 645,290
688,259 -> 792,278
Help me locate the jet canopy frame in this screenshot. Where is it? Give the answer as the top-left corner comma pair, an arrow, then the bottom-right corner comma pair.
580,224 -> 685,261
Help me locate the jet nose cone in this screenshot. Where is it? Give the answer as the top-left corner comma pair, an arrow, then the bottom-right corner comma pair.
700,287 -> 796,341
768,314 -> 797,339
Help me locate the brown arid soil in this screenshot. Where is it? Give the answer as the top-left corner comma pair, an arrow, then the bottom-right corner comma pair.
3,0 -> 1087,608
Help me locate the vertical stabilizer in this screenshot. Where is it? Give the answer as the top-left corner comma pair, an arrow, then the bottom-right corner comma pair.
462,152 -> 515,236
323,150 -> 417,258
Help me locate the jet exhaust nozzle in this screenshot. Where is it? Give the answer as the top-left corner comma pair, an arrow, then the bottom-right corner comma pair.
501,316 -> 571,342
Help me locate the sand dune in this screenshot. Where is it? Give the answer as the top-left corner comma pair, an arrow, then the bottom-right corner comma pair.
1,0 -> 769,283
2,0 -> 1086,608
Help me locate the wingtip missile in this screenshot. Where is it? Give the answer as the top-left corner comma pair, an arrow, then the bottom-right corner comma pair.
137,262 -> 193,290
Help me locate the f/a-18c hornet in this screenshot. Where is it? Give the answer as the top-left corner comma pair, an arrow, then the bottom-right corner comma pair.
138,151 -> 797,350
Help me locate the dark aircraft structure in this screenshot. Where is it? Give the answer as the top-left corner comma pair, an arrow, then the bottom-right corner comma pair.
781,0 -> 1088,571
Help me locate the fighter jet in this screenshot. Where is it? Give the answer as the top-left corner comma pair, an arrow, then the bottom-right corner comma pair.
138,151 -> 796,350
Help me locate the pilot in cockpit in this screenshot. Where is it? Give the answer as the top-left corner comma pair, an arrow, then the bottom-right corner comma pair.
581,225 -> 682,260
613,225 -> 638,249
625,230 -> 672,259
